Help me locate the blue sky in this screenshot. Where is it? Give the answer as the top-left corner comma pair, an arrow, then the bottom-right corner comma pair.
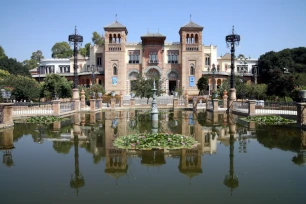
0,0 -> 305,62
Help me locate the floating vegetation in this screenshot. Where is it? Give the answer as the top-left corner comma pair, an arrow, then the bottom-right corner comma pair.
245,116 -> 295,125
114,133 -> 199,150
26,116 -> 68,125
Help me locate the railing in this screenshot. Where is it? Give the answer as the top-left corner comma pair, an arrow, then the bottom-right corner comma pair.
178,98 -> 185,106
122,99 -> 130,106
109,43 -> 122,51
12,102 -> 53,116
255,101 -> 297,115
232,101 -> 248,113
60,101 -> 74,113
148,60 -> 159,64
186,44 -> 199,51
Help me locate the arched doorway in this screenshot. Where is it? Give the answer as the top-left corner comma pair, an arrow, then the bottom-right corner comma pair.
167,71 -> 179,95
127,70 -> 139,95
145,68 -> 160,79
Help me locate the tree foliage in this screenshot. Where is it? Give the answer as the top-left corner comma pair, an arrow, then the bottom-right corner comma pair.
42,74 -> 73,100
132,74 -> 165,103
196,76 -> 209,95
0,45 -> 6,58
79,43 -> 91,57
0,74 -> 40,101
31,50 -> 44,61
258,47 -> 306,83
51,42 -> 73,58
0,56 -> 30,76
92,32 -> 105,46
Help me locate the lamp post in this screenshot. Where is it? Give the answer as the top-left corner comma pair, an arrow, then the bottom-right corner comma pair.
37,60 -> 41,106
240,70 -> 244,102
68,26 -> 83,89
226,26 -> 240,112
91,64 -> 97,86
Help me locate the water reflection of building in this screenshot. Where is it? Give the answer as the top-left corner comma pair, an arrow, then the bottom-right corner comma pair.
59,110 -> 241,183
0,128 -> 15,167
292,130 -> 306,166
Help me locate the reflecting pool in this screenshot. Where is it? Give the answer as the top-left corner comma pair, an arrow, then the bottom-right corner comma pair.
1,110 -> 306,204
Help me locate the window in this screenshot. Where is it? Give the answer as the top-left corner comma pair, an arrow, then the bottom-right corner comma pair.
168,50 -> 179,64
129,50 -> 140,64
190,64 -> 195,75
113,64 -> 117,75
237,65 -> 248,73
149,51 -> 158,63
59,65 -> 70,73
96,57 -> 102,66
225,64 -> 228,70
217,64 -> 220,71
205,55 -> 210,66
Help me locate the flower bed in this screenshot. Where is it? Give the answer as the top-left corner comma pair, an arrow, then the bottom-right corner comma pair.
114,133 -> 200,150
245,116 -> 295,125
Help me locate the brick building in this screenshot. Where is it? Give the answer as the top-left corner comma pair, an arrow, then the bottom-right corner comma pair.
32,20 -> 258,96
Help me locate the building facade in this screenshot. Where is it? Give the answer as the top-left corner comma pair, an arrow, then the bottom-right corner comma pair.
31,20 -> 258,96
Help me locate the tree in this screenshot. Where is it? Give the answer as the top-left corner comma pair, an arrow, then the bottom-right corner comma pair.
219,76 -> 245,99
132,74 -> 165,103
258,47 -> 306,83
92,32 -> 105,46
23,59 -> 38,70
51,42 -> 73,58
42,74 -> 73,100
267,69 -> 297,100
0,56 -> 30,76
0,74 -> 40,101
196,76 -> 209,95
0,45 -> 6,58
79,43 -> 91,57
31,50 -> 44,61
0,69 -> 10,80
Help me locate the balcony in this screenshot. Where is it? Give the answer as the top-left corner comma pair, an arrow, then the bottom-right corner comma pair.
186,44 -> 199,51
148,60 -> 159,64
108,43 -> 122,51
129,60 -> 139,64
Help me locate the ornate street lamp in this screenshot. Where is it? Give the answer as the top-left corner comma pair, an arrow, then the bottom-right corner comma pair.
226,26 -> 240,112
68,26 -> 83,89
226,26 -> 240,89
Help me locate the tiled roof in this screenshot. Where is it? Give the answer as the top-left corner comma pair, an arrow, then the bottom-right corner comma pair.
141,32 -> 166,37
104,21 -> 126,28
181,21 -> 203,29
222,53 -> 231,59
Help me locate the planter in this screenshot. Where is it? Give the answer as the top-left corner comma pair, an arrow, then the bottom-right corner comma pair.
212,93 -> 218,99
173,92 -> 178,97
130,92 -> 135,98
111,91 -> 115,97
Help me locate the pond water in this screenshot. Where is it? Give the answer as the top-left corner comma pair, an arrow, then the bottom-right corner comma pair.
0,110 -> 306,204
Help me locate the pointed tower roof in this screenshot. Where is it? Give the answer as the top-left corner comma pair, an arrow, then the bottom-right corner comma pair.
104,21 -> 128,34
179,21 -> 203,32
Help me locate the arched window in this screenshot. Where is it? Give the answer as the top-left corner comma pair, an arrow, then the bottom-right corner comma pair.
113,64 -> 117,75
109,34 -> 112,44
205,55 -> 210,66
195,34 -> 199,43
190,64 -> 195,75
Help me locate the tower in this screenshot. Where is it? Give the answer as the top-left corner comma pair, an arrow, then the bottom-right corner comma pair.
104,21 -> 128,95
179,20 -> 204,95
